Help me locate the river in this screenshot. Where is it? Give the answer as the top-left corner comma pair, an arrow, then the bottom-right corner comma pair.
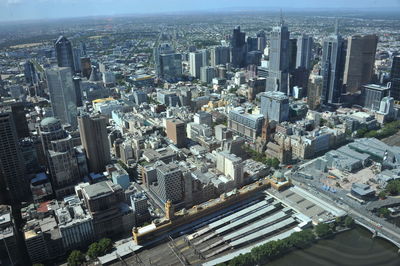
267,226 -> 400,266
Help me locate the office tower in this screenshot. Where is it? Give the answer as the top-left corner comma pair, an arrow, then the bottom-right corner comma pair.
154,161 -> 183,204
228,107 -> 264,141
361,84 -> 390,111
199,49 -> 209,66
216,151 -> 244,188
133,90 -> 148,105
246,51 -> 262,66
55,36 -> 75,72
39,117 -> 80,198
78,113 -> 111,174
257,30 -> 267,52
0,111 -> 29,204
247,37 -> 259,52
166,119 -> 186,148
288,38 -> 297,72
321,21 -> 346,104
72,47 -> 83,73
10,102 -> 29,139
80,57 -> 92,79
72,76 -> 83,107
344,35 -> 378,94
154,44 -> 182,81
389,56 -> 400,100
248,77 -> 267,101
200,66 -> 216,84
267,17 -> 290,93
0,205 -> 20,264
23,60 -> 37,85
296,35 -> 313,70
307,74 -> 323,110
260,91 -> 289,123
230,26 -> 247,68
45,67 -> 78,127
189,52 -> 203,78
210,46 -> 230,67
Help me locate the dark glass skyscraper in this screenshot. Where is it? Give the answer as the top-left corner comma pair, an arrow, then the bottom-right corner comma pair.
390,56 -> 400,100
0,110 -> 29,204
321,22 -> 346,104
230,26 -> 247,68
55,36 -> 75,72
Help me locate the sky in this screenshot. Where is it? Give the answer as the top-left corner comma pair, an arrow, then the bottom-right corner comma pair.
0,0 -> 399,22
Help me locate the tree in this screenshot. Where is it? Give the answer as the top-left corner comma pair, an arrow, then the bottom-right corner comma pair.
67,250 -> 85,266
271,158 -> 280,169
98,238 -> 113,255
386,180 -> 400,196
378,191 -> 387,199
378,207 -> 390,218
87,242 -> 101,259
344,216 -> 355,228
315,223 -> 332,238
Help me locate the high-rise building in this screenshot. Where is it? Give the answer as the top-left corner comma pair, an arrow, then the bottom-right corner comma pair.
166,119 -> 186,148
0,111 -> 29,204
210,46 -> 230,67
296,35 -> 313,70
248,77 -> 267,101
80,57 -> 92,79
343,35 -> 378,94
55,36 -> 75,72
23,60 -> 37,85
230,26 -> 247,68
247,37 -> 259,52
78,113 -> 111,174
267,18 -> 290,93
200,66 -> 216,84
389,56 -> 400,100
307,74 -> 323,110
199,49 -> 209,66
45,67 -> 78,127
216,151 -> 244,188
154,161 -> 183,204
10,102 -> 30,139
154,44 -> 182,81
257,30 -> 267,52
72,47 -> 83,73
260,91 -> 289,123
189,52 -> 203,78
39,117 -> 80,198
321,22 -> 346,104
361,84 -> 390,111
288,38 -> 297,72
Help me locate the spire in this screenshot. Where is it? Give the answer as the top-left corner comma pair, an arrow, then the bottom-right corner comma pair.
280,9 -> 285,26
334,17 -> 339,35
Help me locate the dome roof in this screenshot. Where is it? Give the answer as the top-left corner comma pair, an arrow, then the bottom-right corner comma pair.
40,117 -> 59,127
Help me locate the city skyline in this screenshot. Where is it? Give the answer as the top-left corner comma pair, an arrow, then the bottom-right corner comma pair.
1,0 -> 400,22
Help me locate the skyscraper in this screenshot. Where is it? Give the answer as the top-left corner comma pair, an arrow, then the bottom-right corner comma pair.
45,67 -> 78,127
343,35 -> 378,94
23,60 -> 37,85
154,161 -> 183,204
389,56 -> 400,100
296,34 -> 313,70
154,44 -> 182,81
55,36 -> 75,72
78,113 -> 111,174
0,111 -> 29,204
321,21 -> 346,104
200,66 -> 216,84
267,17 -> 290,93
210,46 -> 230,67
288,38 -> 298,72
307,74 -> 323,110
230,26 -> 247,68
189,52 -> 203,78
40,117 -> 80,198
257,30 -> 267,52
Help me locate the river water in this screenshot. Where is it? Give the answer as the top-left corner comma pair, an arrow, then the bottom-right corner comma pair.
267,226 -> 400,266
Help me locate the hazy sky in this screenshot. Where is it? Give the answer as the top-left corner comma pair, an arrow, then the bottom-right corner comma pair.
1,0 -> 399,22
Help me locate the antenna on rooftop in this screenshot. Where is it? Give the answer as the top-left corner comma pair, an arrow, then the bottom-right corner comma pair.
334,17 -> 339,35
280,9 -> 284,26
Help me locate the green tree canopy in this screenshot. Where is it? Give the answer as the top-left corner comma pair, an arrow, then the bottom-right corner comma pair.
67,250 -> 85,266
